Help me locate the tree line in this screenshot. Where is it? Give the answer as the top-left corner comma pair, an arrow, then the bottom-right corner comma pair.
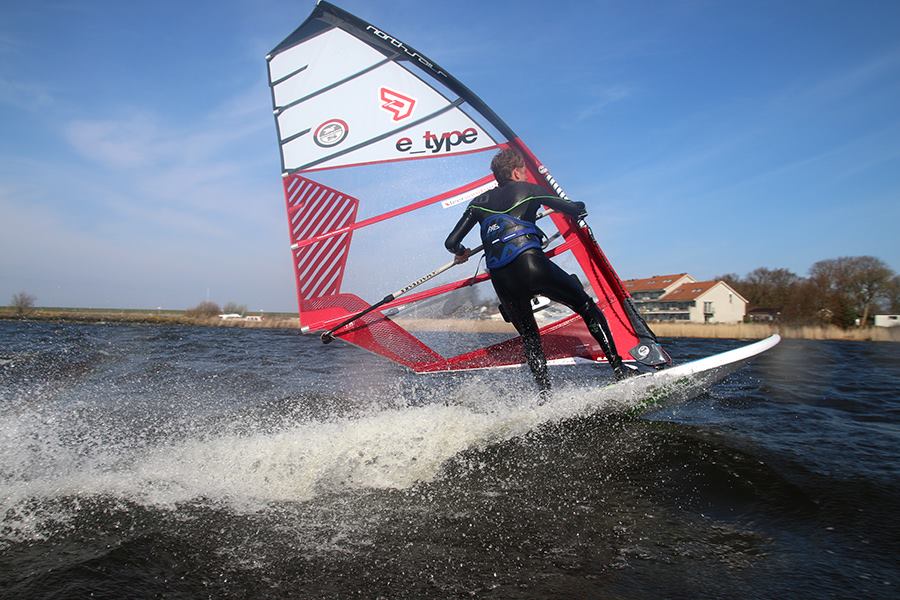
6,293 -> 249,319
717,256 -> 898,327
185,301 -> 247,317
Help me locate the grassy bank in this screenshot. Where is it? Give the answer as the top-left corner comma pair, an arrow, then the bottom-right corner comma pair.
3,307 -> 898,342
0,307 -> 299,329
399,318 -> 900,342
649,321 -> 900,342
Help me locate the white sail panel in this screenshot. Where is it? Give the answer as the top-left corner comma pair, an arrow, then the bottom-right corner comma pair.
269,28 -> 386,106
275,60 -> 498,172
290,108 -> 498,172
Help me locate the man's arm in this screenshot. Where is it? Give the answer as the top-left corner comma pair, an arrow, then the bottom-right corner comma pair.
444,208 -> 478,255
523,184 -> 586,218
531,195 -> 587,218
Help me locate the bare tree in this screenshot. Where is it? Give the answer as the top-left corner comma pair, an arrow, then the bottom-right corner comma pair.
716,268 -> 801,313
718,257 -> 895,326
809,256 -> 894,327
715,273 -> 743,290
884,275 -> 900,314
11,292 -> 36,317
781,279 -> 822,324
185,301 -> 222,318
745,268 -> 801,310
222,302 -> 247,315
848,257 -> 894,326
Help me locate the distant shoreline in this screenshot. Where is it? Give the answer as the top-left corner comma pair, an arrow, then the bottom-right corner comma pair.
2,308 -> 898,342
0,307 -> 300,329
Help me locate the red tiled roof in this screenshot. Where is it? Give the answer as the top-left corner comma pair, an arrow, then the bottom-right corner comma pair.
623,273 -> 689,292
661,281 -> 719,301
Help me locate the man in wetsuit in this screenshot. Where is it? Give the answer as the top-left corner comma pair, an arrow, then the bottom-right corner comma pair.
445,149 -> 634,394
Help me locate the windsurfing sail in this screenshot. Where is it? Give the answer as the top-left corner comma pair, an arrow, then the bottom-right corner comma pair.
266,1 -> 670,373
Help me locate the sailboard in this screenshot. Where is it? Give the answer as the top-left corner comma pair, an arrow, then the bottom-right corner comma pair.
624,334 -> 781,416
265,1 -> 672,374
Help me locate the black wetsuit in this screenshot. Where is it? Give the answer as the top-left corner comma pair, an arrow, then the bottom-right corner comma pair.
445,181 -> 627,391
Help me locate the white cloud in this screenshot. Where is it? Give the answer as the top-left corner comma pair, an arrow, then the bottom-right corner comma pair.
64,114 -> 164,168
59,82 -> 279,227
0,180 -> 293,310
0,81 -> 297,309
0,76 -> 53,111
210,83 -> 274,121
64,82 -> 272,171
797,48 -> 900,104
575,84 -> 633,122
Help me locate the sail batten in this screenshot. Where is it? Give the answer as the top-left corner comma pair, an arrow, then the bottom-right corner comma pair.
274,56 -> 395,114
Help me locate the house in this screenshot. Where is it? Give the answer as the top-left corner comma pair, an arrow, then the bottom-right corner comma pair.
624,273 -> 696,301
874,315 -> 900,327
624,273 -> 748,323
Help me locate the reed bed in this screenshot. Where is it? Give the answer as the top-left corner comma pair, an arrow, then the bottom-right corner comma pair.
650,321 -> 900,342
3,308 -> 898,342
0,307 -> 299,329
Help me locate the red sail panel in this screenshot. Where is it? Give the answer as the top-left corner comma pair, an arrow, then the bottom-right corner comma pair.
301,295 -> 443,370
430,315 -> 605,372
286,175 -> 358,308
284,173 -> 471,371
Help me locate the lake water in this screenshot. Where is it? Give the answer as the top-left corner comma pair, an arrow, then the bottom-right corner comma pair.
1,320 -> 898,598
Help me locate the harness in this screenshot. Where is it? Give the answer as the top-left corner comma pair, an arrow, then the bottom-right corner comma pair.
477,211 -> 546,270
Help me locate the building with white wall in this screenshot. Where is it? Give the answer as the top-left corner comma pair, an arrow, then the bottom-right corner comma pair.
624,273 -> 696,302
624,273 -> 748,323
874,315 -> 900,327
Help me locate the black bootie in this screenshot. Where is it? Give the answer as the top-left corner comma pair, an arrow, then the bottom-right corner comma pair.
609,355 -> 638,381
582,303 -> 632,380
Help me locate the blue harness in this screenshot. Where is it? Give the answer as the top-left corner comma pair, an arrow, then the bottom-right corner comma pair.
479,213 -> 545,270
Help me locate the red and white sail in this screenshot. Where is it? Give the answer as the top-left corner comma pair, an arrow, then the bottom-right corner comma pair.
266,1 -> 670,373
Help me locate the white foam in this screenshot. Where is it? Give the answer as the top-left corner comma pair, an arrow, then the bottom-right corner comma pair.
0,374 -> 660,543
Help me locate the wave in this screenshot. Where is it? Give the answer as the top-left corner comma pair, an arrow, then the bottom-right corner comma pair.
1,371 -> 687,540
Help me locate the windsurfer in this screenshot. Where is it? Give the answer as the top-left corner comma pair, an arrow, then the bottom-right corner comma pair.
445,149 -> 635,394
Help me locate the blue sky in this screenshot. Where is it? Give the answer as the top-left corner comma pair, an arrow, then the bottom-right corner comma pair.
2,0 -> 898,311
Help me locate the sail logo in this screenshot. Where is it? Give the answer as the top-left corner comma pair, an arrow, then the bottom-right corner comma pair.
538,164 -> 569,199
395,128 -> 479,155
314,119 -> 348,148
379,88 -> 416,121
440,180 -> 498,209
365,26 -> 447,78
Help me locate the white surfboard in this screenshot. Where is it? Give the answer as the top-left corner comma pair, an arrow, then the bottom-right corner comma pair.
615,334 -> 782,416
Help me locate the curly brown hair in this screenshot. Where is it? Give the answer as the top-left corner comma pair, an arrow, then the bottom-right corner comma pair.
490,148 -> 525,185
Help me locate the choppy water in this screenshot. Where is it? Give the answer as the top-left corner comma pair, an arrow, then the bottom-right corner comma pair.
1,320 -> 897,598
